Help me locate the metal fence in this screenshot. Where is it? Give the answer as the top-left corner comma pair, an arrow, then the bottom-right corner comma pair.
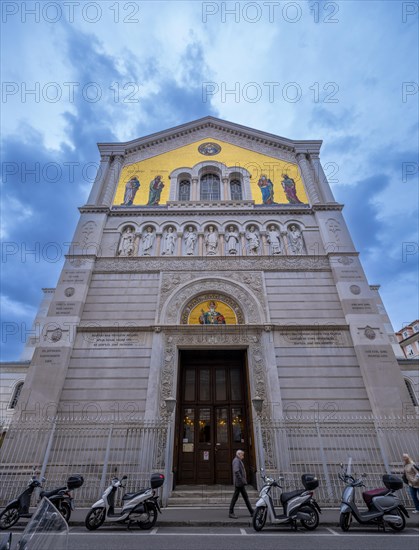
0,420 -> 167,506
0,417 -> 418,507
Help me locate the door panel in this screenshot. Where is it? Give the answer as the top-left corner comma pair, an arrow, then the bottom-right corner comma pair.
177,350 -> 251,485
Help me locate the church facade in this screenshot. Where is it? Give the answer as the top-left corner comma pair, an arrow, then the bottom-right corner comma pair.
6,117 -> 413,496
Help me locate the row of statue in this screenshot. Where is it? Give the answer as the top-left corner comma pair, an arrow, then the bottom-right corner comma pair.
117,224 -> 305,257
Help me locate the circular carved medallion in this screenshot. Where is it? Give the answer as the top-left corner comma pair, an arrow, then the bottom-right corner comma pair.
64,287 -> 75,297
350,285 -> 361,295
198,142 -> 221,156
364,326 -> 376,340
50,328 -> 63,342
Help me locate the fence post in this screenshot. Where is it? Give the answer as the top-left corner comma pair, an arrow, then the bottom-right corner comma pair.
40,418 -> 57,481
99,424 -> 114,496
315,421 -> 334,502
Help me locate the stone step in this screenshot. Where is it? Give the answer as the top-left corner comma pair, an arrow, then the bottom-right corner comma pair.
168,485 -> 259,507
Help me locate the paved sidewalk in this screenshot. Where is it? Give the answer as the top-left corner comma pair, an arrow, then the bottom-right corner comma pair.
68,506 -> 419,527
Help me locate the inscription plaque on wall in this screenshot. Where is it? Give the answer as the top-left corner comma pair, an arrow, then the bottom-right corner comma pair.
84,332 -> 145,348
50,301 -> 79,316
279,330 -> 346,347
34,347 -> 66,366
59,270 -> 90,285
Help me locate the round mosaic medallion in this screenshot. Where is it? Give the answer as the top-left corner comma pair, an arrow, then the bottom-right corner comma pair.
198,142 -> 221,156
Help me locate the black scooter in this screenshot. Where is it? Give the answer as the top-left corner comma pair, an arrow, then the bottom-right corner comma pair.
0,473 -> 83,529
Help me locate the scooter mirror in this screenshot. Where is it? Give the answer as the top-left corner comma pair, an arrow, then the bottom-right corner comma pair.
122,475 -> 128,480
361,473 -> 367,478
340,462 -> 343,468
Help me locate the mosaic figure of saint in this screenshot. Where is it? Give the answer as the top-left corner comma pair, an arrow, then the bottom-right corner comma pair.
162,226 -> 177,256
141,227 -> 155,255
199,301 -> 226,325
258,175 -> 275,205
267,225 -> 281,255
281,174 -> 303,204
184,227 -> 197,255
288,225 -> 304,254
205,225 -> 218,255
245,225 -> 260,256
226,226 -> 239,255
147,175 -> 164,205
121,177 -> 140,206
117,227 -> 135,256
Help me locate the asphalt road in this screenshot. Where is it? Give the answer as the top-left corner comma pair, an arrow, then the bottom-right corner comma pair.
8,526 -> 419,550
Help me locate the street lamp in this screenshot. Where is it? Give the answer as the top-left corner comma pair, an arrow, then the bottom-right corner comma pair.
252,396 -> 265,479
163,397 -> 176,507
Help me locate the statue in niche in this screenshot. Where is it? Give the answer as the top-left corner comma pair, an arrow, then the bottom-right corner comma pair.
121,177 -> 140,206
257,174 -> 275,204
117,227 -> 135,256
245,225 -> 260,255
205,225 -> 218,255
225,226 -> 239,255
288,225 -> 304,254
281,174 -> 303,204
199,301 -> 226,325
141,226 -> 155,255
267,225 -> 281,255
162,226 -> 177,256
147,175 -> 165,205
184,227 -> 197,255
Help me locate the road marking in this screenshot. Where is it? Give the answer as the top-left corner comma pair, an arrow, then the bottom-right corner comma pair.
326,527 -> 340,535
63,531 -> 419,537
240,528 -> 247,535
150,528 -> 158,534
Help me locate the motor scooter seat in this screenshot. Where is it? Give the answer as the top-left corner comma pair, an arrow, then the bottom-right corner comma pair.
280,489 -> 305,504
362,487 -> 388,507
39,486 -> 67,499
122,489 -> 148,500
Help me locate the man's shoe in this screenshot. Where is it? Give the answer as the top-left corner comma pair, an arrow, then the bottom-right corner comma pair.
412,510 -> 419,514
229,513 -> 238,519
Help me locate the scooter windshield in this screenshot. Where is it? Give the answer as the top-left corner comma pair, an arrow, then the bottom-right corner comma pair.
16,497 -> 68,550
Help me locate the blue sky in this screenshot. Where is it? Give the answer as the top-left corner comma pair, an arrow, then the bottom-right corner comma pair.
1,0 -> 418,360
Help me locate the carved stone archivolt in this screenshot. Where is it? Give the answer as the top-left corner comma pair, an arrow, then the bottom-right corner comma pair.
160,277 -> 266,325
158,330 -> 270,421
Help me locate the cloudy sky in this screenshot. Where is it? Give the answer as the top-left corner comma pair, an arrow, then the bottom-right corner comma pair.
1,0 -> 418,360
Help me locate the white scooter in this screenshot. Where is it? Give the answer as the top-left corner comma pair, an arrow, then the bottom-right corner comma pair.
85,473 -> 164,531
253,469 -> 321,531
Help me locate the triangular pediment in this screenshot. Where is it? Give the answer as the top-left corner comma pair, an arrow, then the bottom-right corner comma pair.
98,116 -> 322,156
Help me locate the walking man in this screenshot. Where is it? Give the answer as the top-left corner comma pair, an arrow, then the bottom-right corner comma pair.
229,450 -> 254,518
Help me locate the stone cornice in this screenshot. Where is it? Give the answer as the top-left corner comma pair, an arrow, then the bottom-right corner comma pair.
109,203 -> 313,217
312,204 -> 344,211
97,116 -> 323,156
76,324 -> 349,333
79,206 -> 110,214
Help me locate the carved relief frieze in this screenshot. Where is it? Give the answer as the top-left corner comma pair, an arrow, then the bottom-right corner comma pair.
94,256 -> 329,273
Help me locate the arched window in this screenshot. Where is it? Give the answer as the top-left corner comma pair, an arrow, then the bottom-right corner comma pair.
9,381 -> 24,409
405,379 -> 418,406
179,180 -> 191,201
200,174 -> 220,200
230,179 -> 242,200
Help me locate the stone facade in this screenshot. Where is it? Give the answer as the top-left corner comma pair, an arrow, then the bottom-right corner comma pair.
6,117 -> 413,491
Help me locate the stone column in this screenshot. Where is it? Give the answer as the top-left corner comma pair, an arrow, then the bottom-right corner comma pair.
101,154 -> 124,206
241,233 -> 247,256
281,231 -> 290,255
191,178 -> 198,201
86,154 -> 110,205
156,233 -> 162,256
198,233 -> 204,256
222,177 -> 229,200
261,232 -> 269,255
177,233 -> 183,256
309,153 -> 336,203
296,153 -> 321,205
219,233 -> 225,256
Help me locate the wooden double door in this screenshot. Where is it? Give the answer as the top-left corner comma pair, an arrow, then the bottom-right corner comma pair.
176,350 -> 252,485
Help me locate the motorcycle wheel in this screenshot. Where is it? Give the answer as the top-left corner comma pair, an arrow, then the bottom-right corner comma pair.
252,506 -> 267,532
300,504 -> 319,530
137,504 -> 157,530
57,501 -> 71,523
0,508 -> 19,530
387,510 -> 406,532
339,512 -> 352,532
85,507 -> 105,531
